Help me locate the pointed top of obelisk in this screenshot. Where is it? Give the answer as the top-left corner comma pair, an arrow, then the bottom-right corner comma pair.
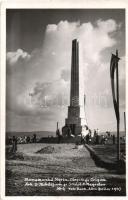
73,38 -> 78,43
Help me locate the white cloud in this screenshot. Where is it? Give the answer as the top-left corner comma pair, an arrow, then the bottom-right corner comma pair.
7,49 -> 31,65
46,24 -> 57,32
97,19 -> 117,33
6,19 -> 125,131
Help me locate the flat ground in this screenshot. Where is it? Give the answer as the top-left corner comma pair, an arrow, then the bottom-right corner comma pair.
6,143 -> 126,196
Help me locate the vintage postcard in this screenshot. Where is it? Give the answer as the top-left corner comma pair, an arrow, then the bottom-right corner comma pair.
0,0 -> 127,199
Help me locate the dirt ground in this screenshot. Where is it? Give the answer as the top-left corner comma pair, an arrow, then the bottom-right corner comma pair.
6,143 -> 126,196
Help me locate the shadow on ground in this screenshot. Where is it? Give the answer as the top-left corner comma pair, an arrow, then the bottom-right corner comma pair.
85,144 -> 126,174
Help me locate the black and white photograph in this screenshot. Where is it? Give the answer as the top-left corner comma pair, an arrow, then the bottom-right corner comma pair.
1,2 -> 127,197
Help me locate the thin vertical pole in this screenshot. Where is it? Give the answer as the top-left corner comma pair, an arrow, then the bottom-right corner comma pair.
57,122 -> 59,130
124,112 -> 126,134
116,50 -> 120,161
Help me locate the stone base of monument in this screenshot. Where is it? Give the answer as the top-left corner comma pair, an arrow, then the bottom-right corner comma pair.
61,136 -> 77,144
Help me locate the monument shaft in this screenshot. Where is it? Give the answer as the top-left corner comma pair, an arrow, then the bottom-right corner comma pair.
70,39 -> 79,106
65,39 -> 87,135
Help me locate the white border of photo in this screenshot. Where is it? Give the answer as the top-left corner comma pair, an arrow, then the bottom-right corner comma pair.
0,0 -> 128,199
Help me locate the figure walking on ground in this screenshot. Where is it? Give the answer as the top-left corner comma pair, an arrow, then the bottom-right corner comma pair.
12,136 -> 17,153
32,134 -> 37,143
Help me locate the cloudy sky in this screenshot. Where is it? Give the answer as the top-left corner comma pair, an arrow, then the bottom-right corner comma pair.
6,9 -> 125,132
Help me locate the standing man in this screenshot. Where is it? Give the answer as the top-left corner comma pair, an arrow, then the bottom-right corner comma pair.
12,136 -> 17,153
33,134 -> 37,143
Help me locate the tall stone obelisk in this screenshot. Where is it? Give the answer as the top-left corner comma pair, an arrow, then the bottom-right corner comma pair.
65,39 -> 87,135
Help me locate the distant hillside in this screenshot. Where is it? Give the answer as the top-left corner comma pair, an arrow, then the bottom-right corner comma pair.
100,131 -> 125,136
6,131 -> 56,138
6,130 -> 125,138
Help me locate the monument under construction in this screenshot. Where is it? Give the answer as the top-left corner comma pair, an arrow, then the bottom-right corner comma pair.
65,39 -> 88,135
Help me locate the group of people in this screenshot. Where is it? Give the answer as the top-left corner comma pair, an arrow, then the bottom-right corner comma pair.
81,127 -> 99,145
6,134 -> 37,145
6,134 -> 37,153
81,128 -> 116,145
7,127 -> 117,154
56,125 -> 116,146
